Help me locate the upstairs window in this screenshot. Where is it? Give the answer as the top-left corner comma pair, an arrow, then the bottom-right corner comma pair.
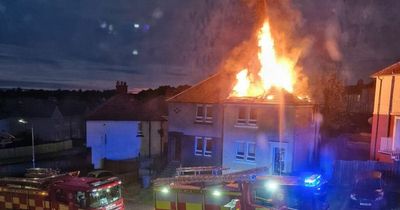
236,107 -> 257,127
196,104 -> 213,123
237,107 -> 247,124
249,108 -> 257,125
194,137 -> 213,157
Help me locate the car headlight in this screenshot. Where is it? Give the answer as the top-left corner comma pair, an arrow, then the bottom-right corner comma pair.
350,193 -> 357,200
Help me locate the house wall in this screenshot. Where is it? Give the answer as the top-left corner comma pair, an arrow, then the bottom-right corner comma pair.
0,118 -> 9,132
169,132 -> 222,167
222,103 -> 316,174
292,107 -> 318,172
86,121 -> 141,168
168,102 -> 223,166
168,102 -> 223,138
370,75 -> 400,162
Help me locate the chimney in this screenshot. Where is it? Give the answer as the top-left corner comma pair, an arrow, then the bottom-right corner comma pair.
115,81 -> 128,94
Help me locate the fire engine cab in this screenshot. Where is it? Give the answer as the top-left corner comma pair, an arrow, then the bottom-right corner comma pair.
0,170 -> 124,210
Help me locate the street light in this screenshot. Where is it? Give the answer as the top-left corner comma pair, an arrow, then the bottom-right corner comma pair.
18,119 -> 35,168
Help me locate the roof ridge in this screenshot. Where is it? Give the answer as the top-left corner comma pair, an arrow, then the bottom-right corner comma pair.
371,60 -> 400,77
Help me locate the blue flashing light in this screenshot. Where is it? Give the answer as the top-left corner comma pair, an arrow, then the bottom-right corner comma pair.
304,174 -> 321,187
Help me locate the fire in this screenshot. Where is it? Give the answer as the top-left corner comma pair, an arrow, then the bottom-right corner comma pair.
231,21 -> 296,97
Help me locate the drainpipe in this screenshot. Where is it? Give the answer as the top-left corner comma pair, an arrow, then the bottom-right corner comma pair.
221,103 -> 225,169
387,76 -> 395,138
148,121 -> 152,158
373,77 -> 383,160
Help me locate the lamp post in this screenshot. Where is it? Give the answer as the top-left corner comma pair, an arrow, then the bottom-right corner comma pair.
18,119 -> 35,168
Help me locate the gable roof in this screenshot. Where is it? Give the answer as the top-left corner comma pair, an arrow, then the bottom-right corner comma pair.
167,73 -> 234,104
86,94 -> 167,121
167,72 -> 313,105
372,61 -> 400,77
0,98 -> 58,118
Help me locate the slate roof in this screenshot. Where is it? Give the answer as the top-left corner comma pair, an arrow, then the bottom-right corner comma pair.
167,73 -> 235,104
167,72 -> 313,105
86,94 -> 167,121
372,61 -> 400,77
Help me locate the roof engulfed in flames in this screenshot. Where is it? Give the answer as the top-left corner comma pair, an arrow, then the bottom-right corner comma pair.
230,20 -> 297,98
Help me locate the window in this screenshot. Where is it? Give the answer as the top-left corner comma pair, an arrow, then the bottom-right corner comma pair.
204,137 -> 212,157
273,147 -> 285,174
237,107 -> 247,124
205,105 -> 213,123
236,142 -> 245,160
236,107 -> 257,126
196,104 -> 213,123
194,137 -> 212,157
247,143 -> 256,161
195,137 -> 204,156
249,108 -> 257,125
235,142 -> 256,162
196,105 -> 204,121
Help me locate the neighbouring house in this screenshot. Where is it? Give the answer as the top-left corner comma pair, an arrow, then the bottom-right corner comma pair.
86,81 -> 168,169
345,79 -> 375,114
0,98 -> 72,142
370,62 -> 400,162
344,79 -> 375,134
58,100 -> 89,140
168,73 -> 319,174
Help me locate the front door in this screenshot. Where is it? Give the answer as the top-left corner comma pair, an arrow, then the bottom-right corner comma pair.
273,147 -> 285,174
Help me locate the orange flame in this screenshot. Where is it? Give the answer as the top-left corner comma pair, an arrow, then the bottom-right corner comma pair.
231,20 -> 296,97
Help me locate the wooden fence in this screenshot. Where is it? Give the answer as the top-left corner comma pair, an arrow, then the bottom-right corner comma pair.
333,160 -> 400,186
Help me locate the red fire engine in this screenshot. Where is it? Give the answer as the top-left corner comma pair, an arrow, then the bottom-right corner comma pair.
0,170 -> 124,210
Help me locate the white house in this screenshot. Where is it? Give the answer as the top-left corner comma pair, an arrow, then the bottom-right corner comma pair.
86,82 -> 168,169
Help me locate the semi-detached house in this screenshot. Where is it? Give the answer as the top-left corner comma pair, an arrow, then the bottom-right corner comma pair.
167,73 -> 319,174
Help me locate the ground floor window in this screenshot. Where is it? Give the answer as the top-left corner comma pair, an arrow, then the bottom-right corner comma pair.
235,141 -> 256,162
194,136 -> 213,157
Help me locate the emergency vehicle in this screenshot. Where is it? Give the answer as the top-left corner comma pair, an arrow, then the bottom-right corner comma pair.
153,166 -> 328,210
0,170 -> 124,210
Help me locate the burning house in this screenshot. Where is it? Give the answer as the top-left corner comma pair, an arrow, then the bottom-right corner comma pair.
167,20 -> 319,174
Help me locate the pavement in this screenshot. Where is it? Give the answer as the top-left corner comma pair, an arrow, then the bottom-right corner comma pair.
122,182 -> 154,210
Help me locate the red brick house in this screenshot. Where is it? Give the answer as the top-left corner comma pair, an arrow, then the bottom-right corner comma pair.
370,62 -> 400,162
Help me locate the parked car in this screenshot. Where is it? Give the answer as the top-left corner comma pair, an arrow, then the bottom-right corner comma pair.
349,171 -> 386,209
87,170 -> 114,179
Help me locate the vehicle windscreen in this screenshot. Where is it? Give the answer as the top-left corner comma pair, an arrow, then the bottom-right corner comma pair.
89,185 -> 121,208
355,178 -> 381,190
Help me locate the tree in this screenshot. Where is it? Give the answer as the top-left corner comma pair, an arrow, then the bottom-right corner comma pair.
320,69 -> 349,136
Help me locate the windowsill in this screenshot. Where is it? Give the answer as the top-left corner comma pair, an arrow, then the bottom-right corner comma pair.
194,121 -> 213,125
234,124 -> 258,129
378,150 -> 393,155
194,154 -> 212,158
234,160 -> 256,165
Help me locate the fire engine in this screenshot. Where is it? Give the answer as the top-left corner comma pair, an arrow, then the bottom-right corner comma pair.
0,169 -> 124,210
153,166 -> 328,210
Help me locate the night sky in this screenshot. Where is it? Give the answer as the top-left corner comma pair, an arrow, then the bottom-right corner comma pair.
1,0 -> 400,90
